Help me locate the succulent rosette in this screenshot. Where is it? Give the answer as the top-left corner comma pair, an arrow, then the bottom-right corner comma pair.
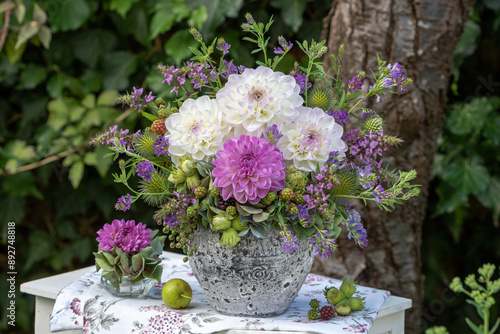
165,95 -> 230,166
216,66 -> 302,137
277,107 -> 347,172
212,135 -> 286,204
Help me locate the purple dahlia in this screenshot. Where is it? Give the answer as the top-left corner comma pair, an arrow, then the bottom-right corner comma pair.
96,219 -> 152,253
212,135 -> 286,204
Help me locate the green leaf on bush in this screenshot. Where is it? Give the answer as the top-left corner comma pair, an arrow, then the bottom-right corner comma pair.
271,0 -> 311,32
188,5 -> 208,29
164,29 -> 199,65
37,26 -> 52,49
187,0 -> 242,34
68,161 -> 85,189
149,0 -> 190,39
5,34 -> 26,63
443,159 -> 490,195
73,29 -> 118,68
97,90 -> 118,106
15,21 -> 41,50
110,0 -> 140,17
48,0 -> 91,33
18,63 -> 48,89
102,51 -> 137,90
477,177 -> 500,214
2,173 -> 42,199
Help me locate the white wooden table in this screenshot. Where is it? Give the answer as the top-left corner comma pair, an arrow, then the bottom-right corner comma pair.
21,253 -> 411,334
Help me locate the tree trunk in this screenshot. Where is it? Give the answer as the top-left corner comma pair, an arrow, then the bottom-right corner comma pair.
312,1 -> 475,332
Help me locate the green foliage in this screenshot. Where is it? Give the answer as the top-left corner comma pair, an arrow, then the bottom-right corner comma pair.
433,97 -> 500,239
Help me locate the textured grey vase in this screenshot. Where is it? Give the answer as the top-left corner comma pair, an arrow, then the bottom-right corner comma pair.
188,227 -> 315,317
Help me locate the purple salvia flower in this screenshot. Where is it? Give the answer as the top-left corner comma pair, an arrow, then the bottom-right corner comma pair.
343,210 -> 368,248
216,38 -> 231,55
328,109 -> 349,126
115,193 -> 133,212
347,75 -> 364,93
153,136 -> 169,157
387,63 -> 403,80
129,87 -> 155,113
293,71 -> 312,94
136,161 -> 155,181
264,124 -> 282,144
281,233 -> 299,253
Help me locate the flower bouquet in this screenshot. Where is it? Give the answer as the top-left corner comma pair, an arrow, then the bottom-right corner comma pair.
93,219 -> 166,296
92,13 -> 419,312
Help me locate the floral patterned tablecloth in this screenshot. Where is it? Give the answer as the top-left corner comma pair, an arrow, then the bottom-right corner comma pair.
50,254 -> 390,334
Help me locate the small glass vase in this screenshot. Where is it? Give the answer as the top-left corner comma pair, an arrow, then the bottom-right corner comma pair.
100,276 -> 155,298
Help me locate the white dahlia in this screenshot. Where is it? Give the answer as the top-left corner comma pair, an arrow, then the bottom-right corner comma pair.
277,107 -> 347,172
216,66 -> 303,137
165,96 -> 230,166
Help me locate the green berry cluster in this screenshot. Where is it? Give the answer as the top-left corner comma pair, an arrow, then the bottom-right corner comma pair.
164,222 -> 197,257
280,188 -> 294,201
324,278 -> 366,316
307,299 -> 320,320
307,299 -> 335,320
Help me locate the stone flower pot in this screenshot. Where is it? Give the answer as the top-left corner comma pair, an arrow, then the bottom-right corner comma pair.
188,227 -> 314,317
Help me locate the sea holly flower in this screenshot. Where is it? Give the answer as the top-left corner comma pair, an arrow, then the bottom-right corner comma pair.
277,107 -> 346,172
217,66 -> 302,137
165,95 -> 230,166
212,135 -> 286,204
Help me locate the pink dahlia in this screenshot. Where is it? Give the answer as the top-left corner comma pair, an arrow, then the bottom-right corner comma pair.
212,135 -> 286,204
96,219 -> 152,253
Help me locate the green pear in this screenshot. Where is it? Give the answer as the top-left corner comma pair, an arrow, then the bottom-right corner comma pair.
162,278 -> 192,309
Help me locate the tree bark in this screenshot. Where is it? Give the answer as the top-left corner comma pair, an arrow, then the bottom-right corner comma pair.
312,1 -> 475,332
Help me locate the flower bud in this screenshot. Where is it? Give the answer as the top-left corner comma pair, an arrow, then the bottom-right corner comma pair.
325,287 -> 345,306
186,174 -> 200,190
212,214 -> 232,231
334,299 -> 352,316
339,278 -> 357,298
181,159 -> 196,176
167,169 -> 186,184
220,228 -> 240,248
348,297 -> 366,311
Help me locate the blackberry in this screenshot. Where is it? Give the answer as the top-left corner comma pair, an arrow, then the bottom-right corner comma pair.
226,205 -> 237,217
151,120 -> 166,135
158,108 -> 169,119
280,188 -> 294,201
287,203 -> 298,215
209,187 -> 220,198
155,97 -> 165,108
320,305 -> 335,320
194,186 -> 207,198
218,197 -> 236,210
309,299 -> 320,309
307,309 -> 318,320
